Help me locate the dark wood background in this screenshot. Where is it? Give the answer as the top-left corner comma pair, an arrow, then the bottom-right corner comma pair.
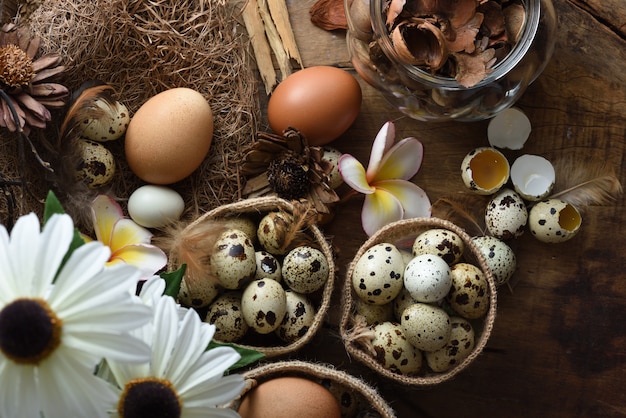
259,1 -> 626,417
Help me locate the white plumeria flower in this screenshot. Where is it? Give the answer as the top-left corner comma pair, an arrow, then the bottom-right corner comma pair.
0,213 -> 152,418
106,292 -> 245,418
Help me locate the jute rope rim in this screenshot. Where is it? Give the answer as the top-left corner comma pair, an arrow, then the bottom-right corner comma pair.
171,196 -> 336,358
339,216 -> 498,386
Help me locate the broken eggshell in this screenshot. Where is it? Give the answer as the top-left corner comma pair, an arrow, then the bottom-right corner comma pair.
461,147 -> 510,195
528,199 -> 582,243
510,154 -> 555,201
487,107 -> 532,150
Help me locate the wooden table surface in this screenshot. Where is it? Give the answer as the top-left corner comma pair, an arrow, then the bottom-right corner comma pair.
269,1 -> 626,417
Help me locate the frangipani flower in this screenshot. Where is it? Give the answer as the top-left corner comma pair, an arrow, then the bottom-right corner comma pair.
89,195 -> 167,279
338,121 -> 431,236
0,212 -> 152,418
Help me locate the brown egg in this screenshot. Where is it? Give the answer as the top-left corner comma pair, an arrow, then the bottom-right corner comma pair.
124,87 -> 213,184
238,376 -> 342,418
267,66 -> 362,146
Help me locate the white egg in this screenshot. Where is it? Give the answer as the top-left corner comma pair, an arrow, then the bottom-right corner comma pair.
485,188 -> 528,240
351,243 -> 405,305
128,185 -> 185,228
412,228 -> 465,265
471,235 -> 517,287
371,321 -> 422,375
510,154 -> 555,201
241,278 -> 287,334
487,107 -> 532,150
460,147 -> 510,195
401,303 -> 451,352
529,199 -> 582,243
403,254 -> 452,303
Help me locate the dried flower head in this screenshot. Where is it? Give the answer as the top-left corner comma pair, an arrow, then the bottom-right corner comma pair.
0,23 -> 68,134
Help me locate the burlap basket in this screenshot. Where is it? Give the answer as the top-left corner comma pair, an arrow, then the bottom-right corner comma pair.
230,360 -> 397,418
339,217 -> 497,386
168,196 -> 336,358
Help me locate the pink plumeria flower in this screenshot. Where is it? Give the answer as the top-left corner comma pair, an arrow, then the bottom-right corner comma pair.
86,195 -> 168,278
338,121 -> 431,236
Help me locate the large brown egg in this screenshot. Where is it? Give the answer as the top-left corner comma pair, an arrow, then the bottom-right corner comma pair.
238,376 -> 342,418
267,66 -> 362,146
124,87 -> 213,184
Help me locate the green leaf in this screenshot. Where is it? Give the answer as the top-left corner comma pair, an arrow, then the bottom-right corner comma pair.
160,264 -> 186,298
207,341 -> 265,373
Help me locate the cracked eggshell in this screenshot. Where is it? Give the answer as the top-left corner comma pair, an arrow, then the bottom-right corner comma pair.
205,291 -> 248,342
425,317 -> 475,372
446,263 -> 490,319
209,228 -> 257,289
461,147 -> 510,195
275,289 -> 316,343
322,146 -> 344,189
487,107 -> 532,150
177,275 -> 219,309
510,154 -> 555,201
254,251 -> 282,282
282,246 -> 329,294
403,254 -> 452,303
471,236 -> 516,287
401,303 -> 451,352
412,228 -> 465,265
351,243 -> 405,305
74,139 -> 116,188
241,278 -> 287,334
529,199 -> 582,243
371,321 -> 423,375
485,188 -> 528,240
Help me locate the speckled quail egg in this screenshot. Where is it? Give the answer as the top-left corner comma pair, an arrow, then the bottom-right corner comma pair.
446,263 -> 490,319
282,246 -> 329,294
74,139 -> 116,188
82,96 -> 130,142
351,243 -> 405,305
257,211 -> 293,255
529,199 -> 582,243
205,291 -> 248,342
177,275 -> 219,308
401,303 -> 451,352
218,216 -> 258,246
393,287 -> 419,322
510,154 -> 555,201
471,235 -> 517,287
403,254 -> 452,303
425,316 -> 475,372
461,147 -> 510,195
412,228 -> 465,265
485,188 -> 528,240
254,250 -> 282,282
355,298 -> 394,326
241,278 -> 287,334
210,228 -> 257,289
318,378 -> 359,418
322,146 -> 344,189
275,289 -> 315,343
371,321 -> 423,375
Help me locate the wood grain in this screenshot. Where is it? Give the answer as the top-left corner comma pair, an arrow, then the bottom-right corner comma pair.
272,1 -> 626,416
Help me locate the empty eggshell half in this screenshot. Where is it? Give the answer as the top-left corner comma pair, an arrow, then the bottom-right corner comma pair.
487,107 -> 532,150
510,154 -> 555,201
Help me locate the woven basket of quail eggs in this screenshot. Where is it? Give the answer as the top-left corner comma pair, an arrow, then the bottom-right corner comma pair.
168,196 -> 335,358
227,360 -> 396,418
339,217 -> 497,385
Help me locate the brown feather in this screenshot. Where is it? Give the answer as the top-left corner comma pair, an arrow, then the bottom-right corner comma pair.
430,192 -> 490,236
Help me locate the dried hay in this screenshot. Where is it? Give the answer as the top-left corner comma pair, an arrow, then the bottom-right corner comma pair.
0,0 -> 261,231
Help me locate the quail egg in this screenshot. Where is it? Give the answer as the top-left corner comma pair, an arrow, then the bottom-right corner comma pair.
351,243 -> 405,305
392,287 -> 419,322
461,147 -> 510,195
177,275 -> 219,308
257,211 -> 293,255
404,254 -> 452,303
210,228 -> 257,289
82,95 -> 130,142
401,303 -> 451,352
471,235 -> 517,287
254,250 -> 282,282
318,378 -> 359,418
74,139 -> 116,188
275,289 -> 316,343
355,298 -> 394,326
485,188 -> 528,240
282,246 -> 329,294
529,199 -> 582,243
371,321 -> 422,375
241,278 -> 287,334
218,216 -> 258,246
322,146 -> 344,189
425,317 -> 475,372
205,291 -> 248,342
446,263 -> 490,319
412,228 -> 465,265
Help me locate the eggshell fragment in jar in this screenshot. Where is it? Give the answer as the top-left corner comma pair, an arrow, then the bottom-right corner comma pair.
254,250 -> 282,282
209,229 -> 256,289
127,185 -> 185,228
74,139 -> 116,188
446,263 -> 490,319
412,228 -> 465,265
529,199 -> 582,243
471,235 -> 517,287
204,291 -> 248,342
267,66 -> 362,146
282,246 -> 329,294
275,289 -> 316,343
238,377 -> 342,418
351,243 -> 405,305
425,317 -> 475,372
371,321 -> 422,375
241,278 -> 287,334
124,87 -> 214,184
461,147 -> 510,195
177,275 -> 219,308
401,303 -> 451,352
403,254 -> 452,303
485,188 -> 528,240
510,154 -> 555,201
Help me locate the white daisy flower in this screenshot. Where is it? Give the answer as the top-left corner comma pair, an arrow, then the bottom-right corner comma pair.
0,213 -> 153,418
106,293 -> 245,418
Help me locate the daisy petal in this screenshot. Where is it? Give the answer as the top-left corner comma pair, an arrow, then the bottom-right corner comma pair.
0,361 -> 40,418
0,226 -> 19,303
62,331 -> 151,363
110,244 -> 167,278
110,218 -> 153,249
362,189 -> 404,236
366,121 -> 395,180
182,374 -> 245,408
373,137 -> 424,182
8,213 -> 41,294
338,154 -> 375,194
151,296 -> 179,378
33,213 -> 74,295
177,347 -> 241,394
91,195 -> 124,245
167,310 -> 213,385
375,179 -> 432,219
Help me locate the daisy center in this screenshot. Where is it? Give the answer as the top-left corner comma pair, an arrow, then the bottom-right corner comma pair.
118,377 -> 182,418
0,297 -> 62,364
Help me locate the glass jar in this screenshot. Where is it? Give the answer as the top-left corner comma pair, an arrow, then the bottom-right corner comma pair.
345,0 -> 557,122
